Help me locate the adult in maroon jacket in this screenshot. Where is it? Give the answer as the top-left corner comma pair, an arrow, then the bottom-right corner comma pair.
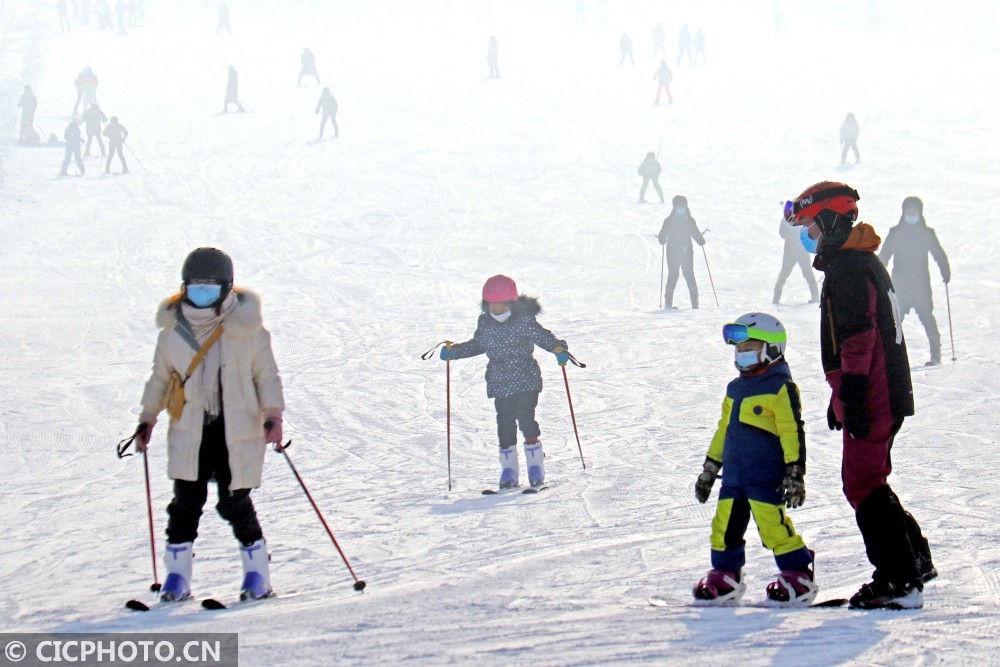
786,181 -> 934,610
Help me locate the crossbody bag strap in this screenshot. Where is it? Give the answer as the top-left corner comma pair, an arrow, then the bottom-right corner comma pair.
183,325 -> 225,381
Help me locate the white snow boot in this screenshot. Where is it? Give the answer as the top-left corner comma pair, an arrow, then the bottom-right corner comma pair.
498,445 -> 519,489
238,539 -> 273,601
160,542 -> 193,602
523,440 -> 545,487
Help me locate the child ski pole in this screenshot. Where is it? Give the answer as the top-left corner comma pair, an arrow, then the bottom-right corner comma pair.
272,439 -> 366,591
422,341 -> 454,490
700,229 -> 720,308
659,243 -> 665,309
116,423 -> 160,592
945,282 -> 956,361
556,350 -> 587,469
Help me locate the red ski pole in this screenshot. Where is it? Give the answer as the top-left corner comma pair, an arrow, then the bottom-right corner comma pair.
273,439 -> 366,591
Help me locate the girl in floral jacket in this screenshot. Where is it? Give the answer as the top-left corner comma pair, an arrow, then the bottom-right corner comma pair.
441,275 -> 569,489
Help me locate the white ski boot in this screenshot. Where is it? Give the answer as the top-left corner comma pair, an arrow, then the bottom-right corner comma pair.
524,440 -> 545,487
239,539 -> 273,601
160,542 -> 193,602
498,445 -> 519,489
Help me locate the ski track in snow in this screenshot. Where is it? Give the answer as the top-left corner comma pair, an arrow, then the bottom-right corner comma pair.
2,0 -> 1000,665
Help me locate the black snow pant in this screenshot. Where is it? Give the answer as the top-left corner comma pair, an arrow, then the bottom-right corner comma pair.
106,143 -> 127,172
901,293 -> 941,363
665,252 -> 698,308
165,415 -> 263,546
319,112 -> 339,138
494,390 -> 540,449
61,144 -> 84,175
85,131 -> 105,157
841,140 -> 860,163
773,246 -> 819,303
639,176 -> 664,202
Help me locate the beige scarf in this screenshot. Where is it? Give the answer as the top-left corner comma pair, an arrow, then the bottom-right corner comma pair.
181,293 -> 237,419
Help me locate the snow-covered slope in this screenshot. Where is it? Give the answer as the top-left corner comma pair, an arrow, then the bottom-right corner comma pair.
2,1 -> 999,664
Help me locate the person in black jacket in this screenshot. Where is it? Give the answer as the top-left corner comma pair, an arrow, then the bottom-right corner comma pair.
60,119 -> 85,176
103,115 -> 128,173
315,88 -> 338,139
81,103 -> 107,157
637,152 -> 663,203
17,85 -> 39,145
786,181 -> 934,610
298,48 -> 320,86
879,196 -> 950,365
223,65 -> 244,113
658,195 -> 705,309
439,275 -> 569,490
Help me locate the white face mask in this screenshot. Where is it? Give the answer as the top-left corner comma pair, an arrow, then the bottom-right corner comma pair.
490,310 -> 512,323
904,214 -> 920,224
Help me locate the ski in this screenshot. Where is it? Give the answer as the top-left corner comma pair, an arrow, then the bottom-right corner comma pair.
648,595 -> 848,609
201,590 -> 300,610
521,484 -> 549,494
125,594 -> 206,612
481,486 -> 521,496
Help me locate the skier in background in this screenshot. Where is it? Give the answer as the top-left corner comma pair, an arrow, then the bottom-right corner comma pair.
653,60 -> 673,105
114,0 -> 126,33
657,195 -> 705,309
17,85 -> 39,145
692,312 -> 817,606
786,181 -> 935,609
637,151 -> 664,203
840,112 -> 861,164
132,247 -> 285,604
652,22 -> 666,59
619,33 -> 634,67
103,115 -> 128,173
694,28 -> 707,64
677,24 -> 693,65
81,103 -> 107,157
57,0 -> 71,32
223,65 -> 245,113
878,196 -> 951,366
216,2 -> 231,35
60,119 -> 85,176
487,35 -> 500,78
298,48 -> 320,86
72,66 -> 98,115
773,216 -> 819,304
315,87 -> 339,139
439,275 -> 570,491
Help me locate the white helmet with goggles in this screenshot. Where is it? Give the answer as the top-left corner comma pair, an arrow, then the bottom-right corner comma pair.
723,312 -> 787,371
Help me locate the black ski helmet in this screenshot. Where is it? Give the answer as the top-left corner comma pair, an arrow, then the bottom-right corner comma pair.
672,195 -> 688,208
182,247 -> 233,285
901,196 -> 923,214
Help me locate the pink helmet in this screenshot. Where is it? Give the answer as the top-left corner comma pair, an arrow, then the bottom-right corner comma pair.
482,274 -> 518,302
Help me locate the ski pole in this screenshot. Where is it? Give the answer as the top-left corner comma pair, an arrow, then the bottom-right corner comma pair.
116,423 -> 160,592
945,282 -> 956,361
272,439 -> 366,591
421,341 -> 454,490
124,142 -> 146,170
700,229 -> 719,308
659,242 -> 665,309
556,351 -> 588,469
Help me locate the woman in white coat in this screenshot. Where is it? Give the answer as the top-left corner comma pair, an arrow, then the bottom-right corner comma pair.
134,247 -> 285,603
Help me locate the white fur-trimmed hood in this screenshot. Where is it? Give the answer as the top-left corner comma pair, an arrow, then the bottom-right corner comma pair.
154,288 -> 263,337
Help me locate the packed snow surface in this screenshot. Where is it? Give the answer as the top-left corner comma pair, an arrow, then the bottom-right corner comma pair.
2,0 -> 999,664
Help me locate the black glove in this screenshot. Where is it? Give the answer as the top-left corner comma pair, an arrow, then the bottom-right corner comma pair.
694,458 -> 722,504
827,402 -> 842,431
839,374 -> 870,439
780,463 -> 806,509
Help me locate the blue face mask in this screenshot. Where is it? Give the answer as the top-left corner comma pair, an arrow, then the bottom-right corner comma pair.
800,226 -> 819,254
735,350 -> 761,371
186,283 -> 223,308
675,207 -> 688,215
904,214 -> 920,224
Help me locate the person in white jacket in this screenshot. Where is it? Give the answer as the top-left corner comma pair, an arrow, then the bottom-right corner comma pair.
134,247 -> 285,603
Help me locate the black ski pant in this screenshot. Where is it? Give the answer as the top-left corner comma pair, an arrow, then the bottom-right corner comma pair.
494,390 -> 540,449
640,176 -> 663,202
85,132 -> 105,157
106,143 -> 127,172
61,144 -> 84,175
841,140 -> 860,163
901,295 -> 941,362
665,252 -> 698,308
165,415 -> 263,547
773,246 -> 818,302
319,112 -> 339,138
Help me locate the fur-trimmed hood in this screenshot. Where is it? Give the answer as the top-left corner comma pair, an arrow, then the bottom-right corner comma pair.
479,294 -> 542,317
155,288 -> 263,336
